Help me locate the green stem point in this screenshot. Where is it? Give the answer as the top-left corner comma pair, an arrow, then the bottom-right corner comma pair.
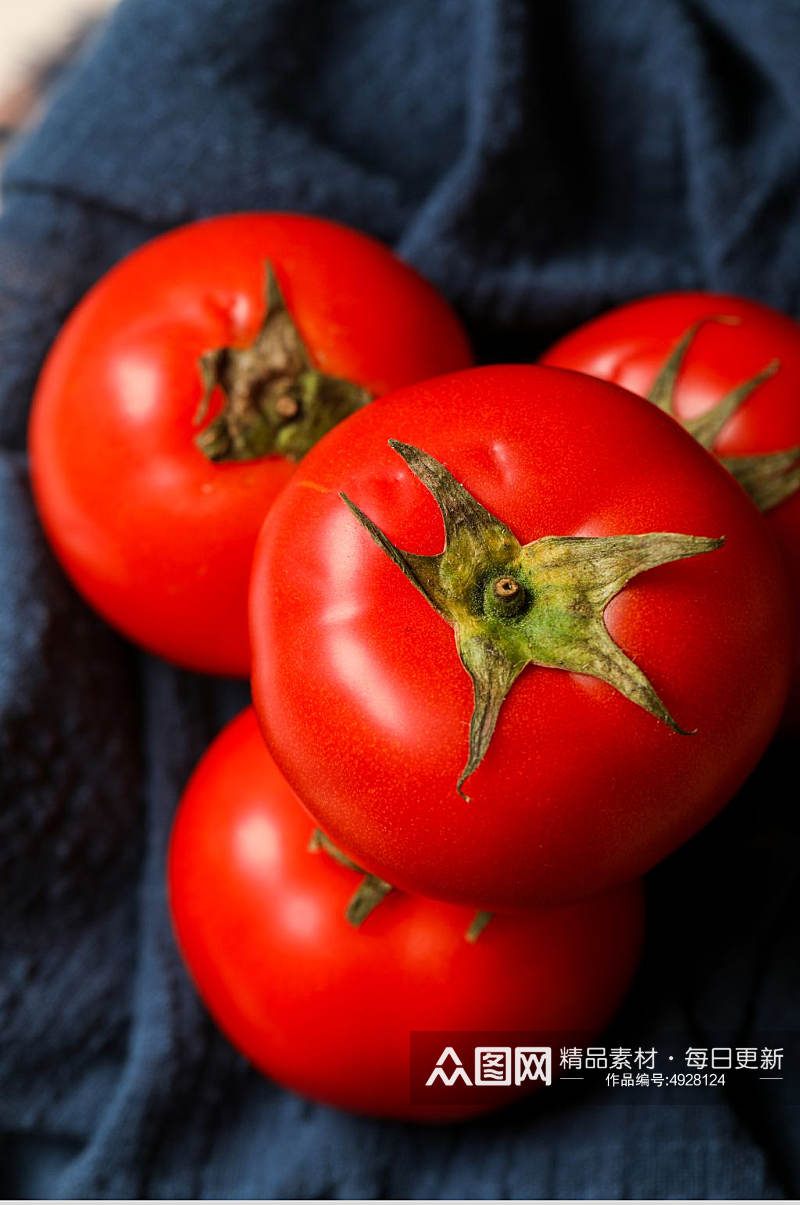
309,829 -> 394,927
723,444 -> 800,513
465,911 -> 493,942
345,876 -> 394,927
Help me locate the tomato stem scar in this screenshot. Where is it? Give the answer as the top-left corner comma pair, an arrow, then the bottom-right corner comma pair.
275,395 -> 300,419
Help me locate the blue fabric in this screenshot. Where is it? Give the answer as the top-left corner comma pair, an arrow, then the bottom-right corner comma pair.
1,0 -> 798,1196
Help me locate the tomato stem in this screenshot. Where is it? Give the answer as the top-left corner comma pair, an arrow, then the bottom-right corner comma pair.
465,911 -> 493,942
345,876 -> 394,926
309,829 -> 394,927
342,442 -> 724,797
194,262 -> 371,464
647,319 -> 799,513
309,830 -> 492,942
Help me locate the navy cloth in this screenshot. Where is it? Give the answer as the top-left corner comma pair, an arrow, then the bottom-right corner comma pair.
1,0 -> 798,1197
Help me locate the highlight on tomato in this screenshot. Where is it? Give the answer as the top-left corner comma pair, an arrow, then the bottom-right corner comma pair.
249,365 -> 792,910
541,292 -> 800,724
28,213 -> 473,676
168,708 -> 645,1122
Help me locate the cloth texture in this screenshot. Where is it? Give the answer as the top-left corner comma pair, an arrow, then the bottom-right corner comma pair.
1,0 -> 798,1197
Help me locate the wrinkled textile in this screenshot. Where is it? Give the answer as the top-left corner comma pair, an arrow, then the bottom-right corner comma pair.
1,0 -> 799,1197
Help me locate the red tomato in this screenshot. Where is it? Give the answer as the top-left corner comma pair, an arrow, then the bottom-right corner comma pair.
168,708 -> 644,1121
541,293 -> 800,723
28,213 -> 472,676
249,365 -> 791,909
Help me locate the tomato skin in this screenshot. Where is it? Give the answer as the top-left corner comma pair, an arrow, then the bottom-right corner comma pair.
541,292 -> 800,724
168,708 -> 644,1121
28,213 -> 473,676
249,365 -> 791,909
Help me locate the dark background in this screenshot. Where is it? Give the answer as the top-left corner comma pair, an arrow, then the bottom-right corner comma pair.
1,0 -> 798,1197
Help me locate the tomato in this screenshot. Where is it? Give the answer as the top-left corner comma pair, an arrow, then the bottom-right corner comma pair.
249,365 -> 791,909
541,293 -> 800,723
28,213 -> 472,676
168,708 -> 644,1121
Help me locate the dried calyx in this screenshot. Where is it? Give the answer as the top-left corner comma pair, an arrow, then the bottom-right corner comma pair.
309,829 -> 492,940
194,264 -> 371,463
342,441 -> 724,798
647,316 -> 800,512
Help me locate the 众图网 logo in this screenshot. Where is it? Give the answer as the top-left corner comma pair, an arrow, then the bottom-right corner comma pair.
425,1045 -> 552,1088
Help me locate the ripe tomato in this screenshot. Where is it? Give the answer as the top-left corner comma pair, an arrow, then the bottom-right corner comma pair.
541,293 -> 800,723
168,708 -> 644,1121
28,213 -> 472,676
249,365 -> 791,909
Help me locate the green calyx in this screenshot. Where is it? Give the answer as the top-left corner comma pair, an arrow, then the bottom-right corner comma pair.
647,316 -> 800,513
309,829 -> 492,940
342,441 -> 724,798
194,263 -> 371,463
